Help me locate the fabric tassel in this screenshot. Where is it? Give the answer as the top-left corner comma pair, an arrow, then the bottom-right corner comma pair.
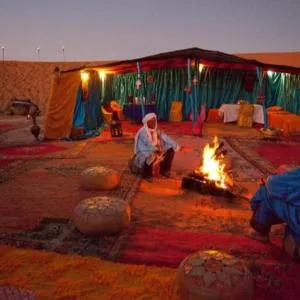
256,67 -> 268,129
136,61 -> 145,118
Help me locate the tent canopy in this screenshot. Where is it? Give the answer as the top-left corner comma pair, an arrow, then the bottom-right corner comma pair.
63,47 -> 300,75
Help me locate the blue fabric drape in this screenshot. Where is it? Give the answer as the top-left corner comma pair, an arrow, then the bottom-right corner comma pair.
84,72 -> 102,133
112,67 -> 300,120
250,168 -> 300,243
72,86 -> 85,128
266,72 -> 300,115
198,68 -> 245,108
69,72 -> 103,140
112,67 -> 248,121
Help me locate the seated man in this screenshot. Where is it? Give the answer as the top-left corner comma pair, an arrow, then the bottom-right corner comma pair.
129,113 -> 189,178
248,167 -> 300,254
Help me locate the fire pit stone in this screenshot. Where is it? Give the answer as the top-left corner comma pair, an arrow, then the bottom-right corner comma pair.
181,171 -> 235,200
177,250 -> 254,300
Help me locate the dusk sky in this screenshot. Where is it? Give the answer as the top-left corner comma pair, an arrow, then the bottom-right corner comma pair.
1,0 -> 300,61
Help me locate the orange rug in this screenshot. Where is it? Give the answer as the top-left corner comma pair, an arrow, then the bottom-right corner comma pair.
0,245 -> 178,300
120,226 -> 300,299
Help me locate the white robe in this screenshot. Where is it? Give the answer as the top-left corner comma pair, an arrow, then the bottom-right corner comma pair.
131,127 -> 179,174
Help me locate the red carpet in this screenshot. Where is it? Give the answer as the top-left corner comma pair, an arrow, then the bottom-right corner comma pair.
94,121 -> 193,142
289,135 -> 300,143
120,120 -> 193,135
0,159 -> 13,168
253,123 -> 264,131
0,124 -> 13,129
0,144 -> 66,157
254,143 -> 300,167
120,227 -> 300,300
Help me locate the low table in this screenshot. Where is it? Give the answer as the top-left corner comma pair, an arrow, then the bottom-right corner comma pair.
123,104 -> 156,123
219,104 -> 264,124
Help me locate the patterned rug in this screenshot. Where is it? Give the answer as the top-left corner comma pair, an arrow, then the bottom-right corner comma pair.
173,135 -> 266,183
0,123 -> 16,136
225,136 -> 300,175
93,121 -> 194,143
254,143 -> 300,167
225,137 -> 277,175
0,159 -> 43,186
119,227 -> 300,300
120,227 -> 288,267
0,163 -> 140,261
0,245 -> 178,300
0,144 -> 66,158
0,136 -> 299,299
0,286 -> 36,300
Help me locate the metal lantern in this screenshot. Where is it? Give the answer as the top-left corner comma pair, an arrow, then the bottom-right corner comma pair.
110,111 -> 123,137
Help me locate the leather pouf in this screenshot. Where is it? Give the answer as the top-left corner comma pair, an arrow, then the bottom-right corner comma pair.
72,196 -> 131,235
177,250 -> 254,300
80,166 -> 120,190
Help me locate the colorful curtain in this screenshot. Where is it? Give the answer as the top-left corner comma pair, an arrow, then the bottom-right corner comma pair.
266,72 -> 300,114
102,73 -> 114,104
72,85 -> 85,128
112,67 -> 300,120
71,71 -> 103,139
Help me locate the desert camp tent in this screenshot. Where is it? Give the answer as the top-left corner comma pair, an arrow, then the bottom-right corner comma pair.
44,47 -> 300,140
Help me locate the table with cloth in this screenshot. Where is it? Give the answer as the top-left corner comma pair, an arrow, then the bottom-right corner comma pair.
219,104 -> 264,124
123,104 -> 157,123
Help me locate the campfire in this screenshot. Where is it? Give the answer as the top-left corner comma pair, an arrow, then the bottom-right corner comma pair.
195,136 -> 227,189
182,137 -> 235,198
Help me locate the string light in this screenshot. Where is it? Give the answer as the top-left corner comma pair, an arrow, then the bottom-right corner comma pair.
199,63 -> 204,72
98,71 -> 106,81
80,71 -> 89,82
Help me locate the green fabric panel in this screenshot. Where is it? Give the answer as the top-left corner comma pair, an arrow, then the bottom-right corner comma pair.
198,68 -> 246,108
266,72 -> 300,114
111,66 -> 300,118
103,74 -> 114,104
112,68 -> 188,120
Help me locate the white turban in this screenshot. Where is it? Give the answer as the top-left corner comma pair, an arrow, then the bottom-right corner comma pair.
142,113 -> 157,127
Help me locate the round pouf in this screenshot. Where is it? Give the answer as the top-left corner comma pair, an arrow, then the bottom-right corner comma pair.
72,196 -> 131,235
80,166 -> 120,190
177,250 -> 254,300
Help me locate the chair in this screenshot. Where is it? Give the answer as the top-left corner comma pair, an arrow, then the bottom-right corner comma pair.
169,101 -> 183,122
237,99 -> 249,105
101,106 -> 113,124
237,103 -> 254,127
110,100 -> 125,120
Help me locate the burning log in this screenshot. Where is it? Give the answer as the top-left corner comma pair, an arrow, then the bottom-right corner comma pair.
181,172 -> 235,198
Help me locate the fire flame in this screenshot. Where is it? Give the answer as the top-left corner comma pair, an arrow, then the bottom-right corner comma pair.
195,136 -> 227,189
